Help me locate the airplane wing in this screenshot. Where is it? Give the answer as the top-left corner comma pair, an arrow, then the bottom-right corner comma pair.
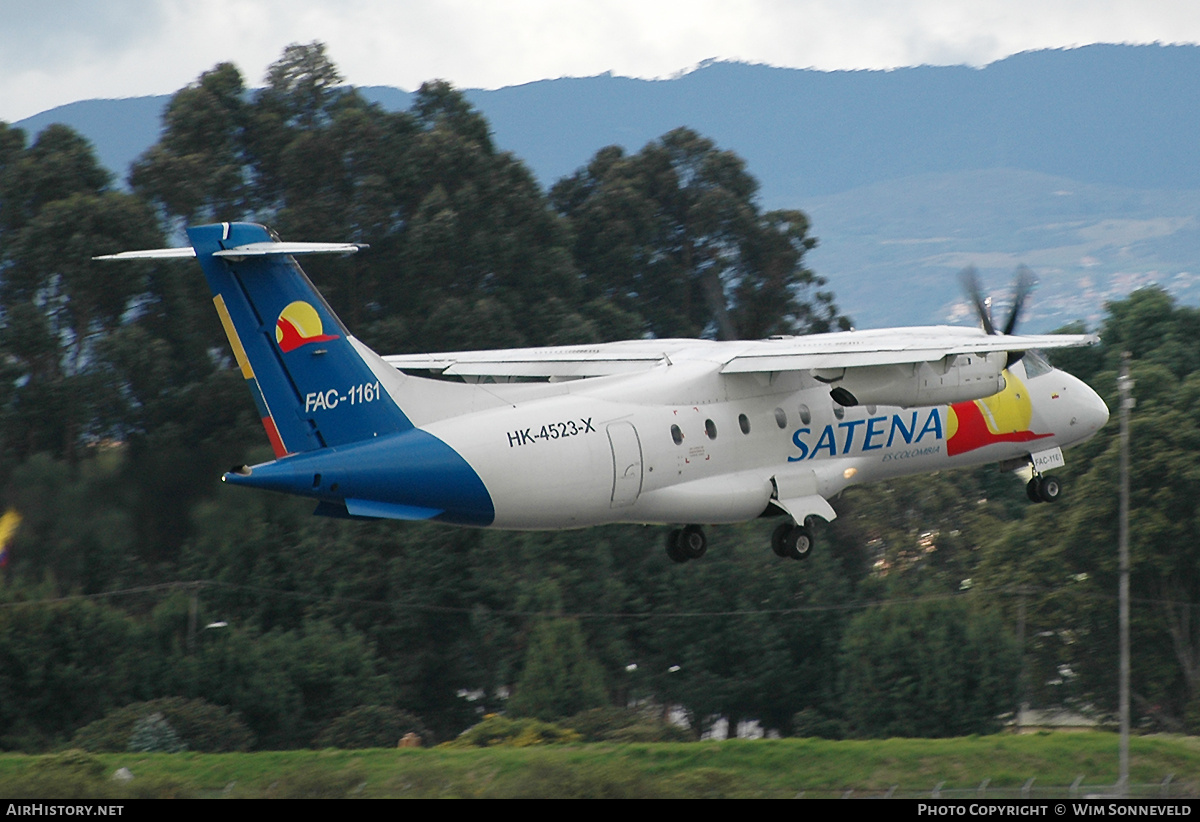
385,326 -> 1098,380
718,326 -> 1099,373
384,340 -> 699,379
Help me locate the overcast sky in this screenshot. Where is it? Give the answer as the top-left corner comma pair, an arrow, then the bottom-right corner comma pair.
5,0 -> 1200,122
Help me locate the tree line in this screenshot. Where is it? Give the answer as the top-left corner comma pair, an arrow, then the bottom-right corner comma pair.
0,42 -> 1196,751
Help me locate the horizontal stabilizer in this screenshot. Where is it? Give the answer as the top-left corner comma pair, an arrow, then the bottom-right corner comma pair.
94,241 -> 366,261
214,242 -> 367,257
93,247 -> 197,260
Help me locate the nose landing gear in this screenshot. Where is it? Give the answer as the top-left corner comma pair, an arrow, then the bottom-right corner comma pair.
1026,473 -> 1062,503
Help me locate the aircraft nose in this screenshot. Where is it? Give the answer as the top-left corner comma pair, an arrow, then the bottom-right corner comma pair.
1071,376 -> 1110,437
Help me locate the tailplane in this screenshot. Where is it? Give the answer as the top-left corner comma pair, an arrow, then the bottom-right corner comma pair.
102,222 -> 412,457
189,222 -> 414,457
98,222 -> 495,526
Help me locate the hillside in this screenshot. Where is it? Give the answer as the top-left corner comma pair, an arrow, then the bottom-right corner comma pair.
13,44 -> 1200,331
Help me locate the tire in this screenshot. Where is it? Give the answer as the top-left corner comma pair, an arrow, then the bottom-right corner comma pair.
1026,476 -> 1044,503
665,528 -> 689,563
681,525 -> 707,559
1038,475 -> 1062,503
771,522 -> 792,558
786,524 -> 813,561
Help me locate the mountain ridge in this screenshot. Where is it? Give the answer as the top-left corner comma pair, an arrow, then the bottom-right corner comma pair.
12,44 -> 1200,331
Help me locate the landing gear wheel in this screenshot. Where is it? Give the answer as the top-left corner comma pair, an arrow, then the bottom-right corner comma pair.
680,525 -> 707,559
772,522 -> 813,560
665,528 -> 689,563
1037,474 -> 1062,503
1026,476 -> 1044,503
771,523 -> 792,558
786,524 -> 814,561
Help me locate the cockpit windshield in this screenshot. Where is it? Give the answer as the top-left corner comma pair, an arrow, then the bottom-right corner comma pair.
1022,349 -> 1053,378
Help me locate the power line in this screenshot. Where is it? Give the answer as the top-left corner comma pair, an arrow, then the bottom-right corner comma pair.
2,577 -> 1197,620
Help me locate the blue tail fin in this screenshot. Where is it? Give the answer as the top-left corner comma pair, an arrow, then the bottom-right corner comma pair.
188,222 -> 412,456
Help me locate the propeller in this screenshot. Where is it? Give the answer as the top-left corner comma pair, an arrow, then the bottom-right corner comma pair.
959,265 -> 1037,367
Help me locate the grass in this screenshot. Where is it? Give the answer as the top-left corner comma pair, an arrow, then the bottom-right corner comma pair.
0,732 -> 1196,798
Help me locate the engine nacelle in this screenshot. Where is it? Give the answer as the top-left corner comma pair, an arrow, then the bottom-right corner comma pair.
814,352 -> 1007,408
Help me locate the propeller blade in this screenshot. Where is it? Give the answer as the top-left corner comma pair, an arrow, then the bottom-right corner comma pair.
1002,265 -> 1036,336
958,266 -> 995,335
1003,265 -> 1037,367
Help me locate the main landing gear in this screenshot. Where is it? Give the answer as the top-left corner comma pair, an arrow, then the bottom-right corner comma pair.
1026,473 -> 1062,504
665,520 -> 817,563
771,521 -> 814,561
666,525 -> 707,563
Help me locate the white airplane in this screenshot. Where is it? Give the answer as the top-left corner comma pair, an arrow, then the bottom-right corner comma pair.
99,222 -> 1109,563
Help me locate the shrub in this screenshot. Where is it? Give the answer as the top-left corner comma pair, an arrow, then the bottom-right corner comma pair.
127,712 -> 185,753
565,706 -> 691,743
791,707 -> 848,740
70,697 -> 255,752
444,715 -> 580,747
315,706 -> 430,749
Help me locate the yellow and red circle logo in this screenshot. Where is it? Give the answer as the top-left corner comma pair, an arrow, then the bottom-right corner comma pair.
276,301 -> 339,352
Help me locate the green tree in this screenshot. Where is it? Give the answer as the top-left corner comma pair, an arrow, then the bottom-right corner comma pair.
508,616 -> 608,722
0,124 -> 111,234
133,45 -> 593,352
0,127 -> 164,465
0,595 -> 151,751
1049,362 -> 1200,722
969,289 -> 1200,728
839,599 -> 1020,737
628,524 -> 853,738
552,128 -> 850,340
130,62 -> 250,226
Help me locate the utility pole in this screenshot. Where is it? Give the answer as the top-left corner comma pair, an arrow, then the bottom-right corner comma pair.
1118,351 -> 1134,796
1014,585 -> 1032,734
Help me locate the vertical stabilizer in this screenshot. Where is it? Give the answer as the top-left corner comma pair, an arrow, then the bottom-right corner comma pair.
188,222 -> 413,456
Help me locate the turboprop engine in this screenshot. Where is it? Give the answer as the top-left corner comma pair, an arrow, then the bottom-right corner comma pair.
816,266 -> 1043,409
814,351 -> 1007,408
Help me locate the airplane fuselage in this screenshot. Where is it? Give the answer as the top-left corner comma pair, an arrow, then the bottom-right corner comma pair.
413,355 -> 1107,530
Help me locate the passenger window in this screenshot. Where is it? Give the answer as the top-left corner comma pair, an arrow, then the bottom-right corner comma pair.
798,404 -> 811,425
833,403 -> 845,420
705,419 -> 717,439
738,414 -> 751,435
774,407 -> 787,428
671,424 -> 683,445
